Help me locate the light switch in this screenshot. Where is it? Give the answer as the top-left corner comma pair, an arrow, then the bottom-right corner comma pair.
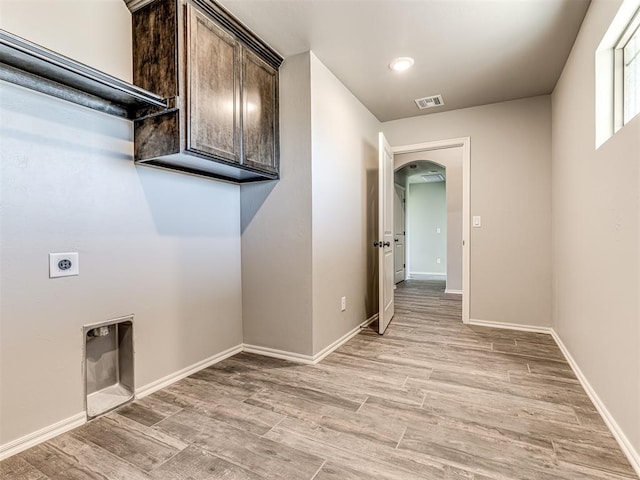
473,216 -> 482,227
436,227 -> 441,234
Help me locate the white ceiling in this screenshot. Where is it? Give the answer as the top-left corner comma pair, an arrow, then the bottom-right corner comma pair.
217,0 -> 591,122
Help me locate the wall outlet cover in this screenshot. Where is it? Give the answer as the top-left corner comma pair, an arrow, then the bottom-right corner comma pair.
49,252 -> 79,278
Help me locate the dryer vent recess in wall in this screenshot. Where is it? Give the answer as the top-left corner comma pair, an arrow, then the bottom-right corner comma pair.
415,94 -> 444,110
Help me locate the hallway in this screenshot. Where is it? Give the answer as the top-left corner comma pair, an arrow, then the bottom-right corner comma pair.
1,281 -> 636,479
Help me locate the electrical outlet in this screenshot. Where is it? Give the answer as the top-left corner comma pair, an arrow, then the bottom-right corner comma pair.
341,296 -> 346,312
49,252 -> 79,278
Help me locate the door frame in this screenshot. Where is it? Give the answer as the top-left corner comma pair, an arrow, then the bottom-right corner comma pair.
393,183 -> 407,283
391,137 -> 470,324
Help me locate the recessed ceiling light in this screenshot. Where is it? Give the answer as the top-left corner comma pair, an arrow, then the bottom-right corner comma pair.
389,57 -> 414,72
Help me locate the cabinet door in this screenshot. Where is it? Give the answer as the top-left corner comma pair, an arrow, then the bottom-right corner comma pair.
187,6 -> 241,163
242,48 -> 279,175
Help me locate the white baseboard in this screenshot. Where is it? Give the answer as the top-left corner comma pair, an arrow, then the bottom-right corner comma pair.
8,317 -> 637,477
0,344 -> 244,461
445,289 -> 463,295
468,318 -> 553,335
243,313 -> 378,365
550,330 -> 640,477
312,313 -> 378,363
468,318 -> 640,476
242,343 -> 315,364
0,412 -> 85,461
409,272 -> 446,280
0,316 -> 380,462
136,343 -> 244,399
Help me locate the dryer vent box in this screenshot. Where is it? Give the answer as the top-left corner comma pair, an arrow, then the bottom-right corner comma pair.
84,316 -> 134,418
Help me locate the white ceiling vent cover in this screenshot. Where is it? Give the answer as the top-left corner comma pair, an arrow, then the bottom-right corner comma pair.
421,173 -> 445,183
415,95 -> 444,110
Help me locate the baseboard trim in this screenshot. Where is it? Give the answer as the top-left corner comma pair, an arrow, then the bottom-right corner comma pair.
445,289 -> 463,295
409,272 -> 446,280
467,318 -> 640,476
242,343 -> 315,364
0,318 -> 382,462
243,314 -> 378,365
136,343 -> 244,399
468,318 -> 553,335
550,330 -> 640,477
0,412 -> 86,461
312,313 -> 378,363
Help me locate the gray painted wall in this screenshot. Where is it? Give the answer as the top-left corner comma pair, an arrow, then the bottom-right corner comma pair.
407,182 -> 447,275
0,0 -> 243,446
552,0 -> 640,454
383,96 -> 552,327
241,52 -> 381,357
241,52 -> 314,355
309,53 -> 380,354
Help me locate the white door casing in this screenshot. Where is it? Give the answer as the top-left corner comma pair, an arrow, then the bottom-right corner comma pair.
391,137 -> 470,324
394,185 -> 406,284
378,132 -> 395,334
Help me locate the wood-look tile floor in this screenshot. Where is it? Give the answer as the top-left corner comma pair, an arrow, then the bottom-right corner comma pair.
2,279 -> 637,479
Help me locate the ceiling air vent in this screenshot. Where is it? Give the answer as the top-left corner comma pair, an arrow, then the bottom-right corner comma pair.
421,173 -> 445,183
415,94 -> 444,110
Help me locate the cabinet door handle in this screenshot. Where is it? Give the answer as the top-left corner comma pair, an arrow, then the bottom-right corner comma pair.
383,241 -> 391,247
373,241 -> 381,247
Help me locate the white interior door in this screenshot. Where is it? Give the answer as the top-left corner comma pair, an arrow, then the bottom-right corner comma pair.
394,185 -> 406,284
378,132 -> 395,334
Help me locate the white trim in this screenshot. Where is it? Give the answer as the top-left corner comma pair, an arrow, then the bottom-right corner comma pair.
392,137 -> 470,324
551,330 -> 640,477
135,343 -> 244,399
0,412 -> 86,461
409,272 -> 446,279
445,289 -> 463,295
0,313 -> 381,461
466,318 -> 640,477
243,314 -> 379,365
242,344 -> 315,364
313,314 -> 378,363
468,318 -> 553,335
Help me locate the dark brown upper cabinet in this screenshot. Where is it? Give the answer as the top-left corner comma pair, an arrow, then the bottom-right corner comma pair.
132,0 -> 282,183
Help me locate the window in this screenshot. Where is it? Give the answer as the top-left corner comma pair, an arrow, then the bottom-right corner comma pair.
596,1 -> 640,148
619,9 -> 640,124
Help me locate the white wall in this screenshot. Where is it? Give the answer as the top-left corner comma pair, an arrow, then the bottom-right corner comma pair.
383,96 -> 552,327
309,53 -> 380,354
0,0 -> 243,447
241,52 -> 314,356
407,182 -> 447,275
552,0 -> 640,457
